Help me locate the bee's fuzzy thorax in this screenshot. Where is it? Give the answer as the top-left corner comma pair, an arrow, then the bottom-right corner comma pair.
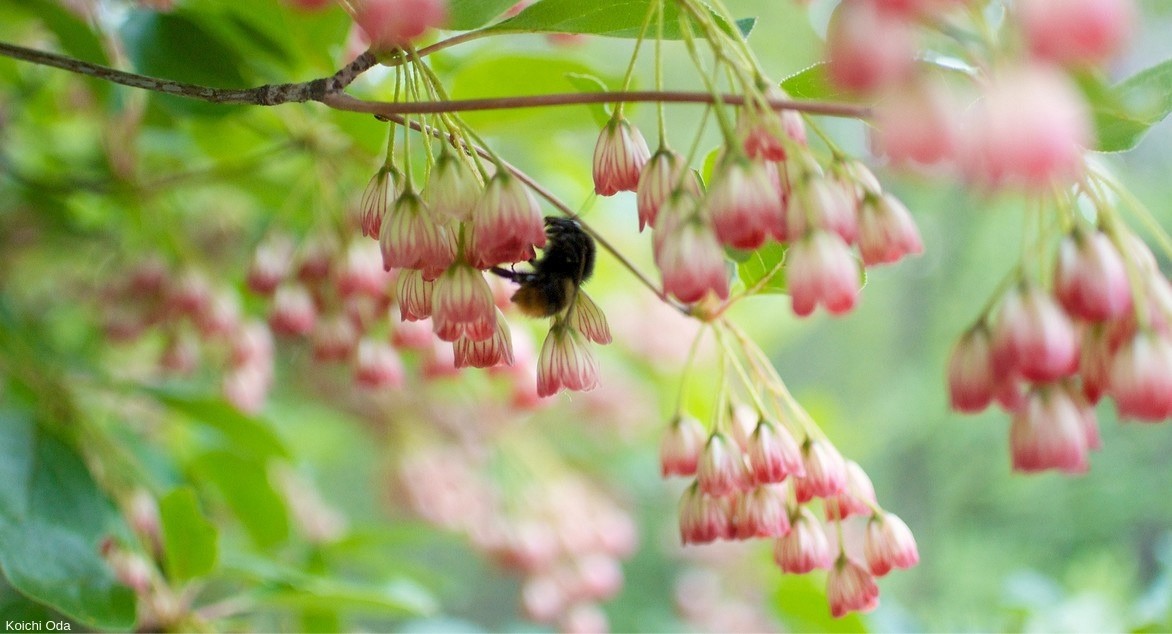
490,216 -> 596,317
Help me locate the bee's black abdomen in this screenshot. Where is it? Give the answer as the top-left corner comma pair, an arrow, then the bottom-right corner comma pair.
512,278 -> 572,318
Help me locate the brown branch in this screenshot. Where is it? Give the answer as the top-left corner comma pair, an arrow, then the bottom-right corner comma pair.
0,41 -> 376,105
322,91 -> 871,118
0,40 -> 870,119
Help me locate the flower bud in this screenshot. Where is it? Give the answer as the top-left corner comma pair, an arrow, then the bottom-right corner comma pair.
826,0 -> 917,93
947,323 -> 997,413
453,309 -> 515,369
635,147 -> 691,231
431,263 -> 496,342
354,0 -> 448,51
269,284 -> 317,336
470,173 -> 547,268
1018,0 -> 1134,68
696,432 -> 751,496
788,176 -> 859,245
730,484 -> 791,539
679,483 -> 732,545
825,460 -> 877,521
396,268 -> 435,322
247,235 -> 294,296
593,115 -> 650,196
992,284 -> 1079,382
858,193 -> 923,266
794,439 -> 847,503
1109,331 -> 1172,421
708,157 -> 784,250
827,556 -> 880,618
380,190 -> 456,279
1010,382 -> 1093,473
1054,229 -> 1131,321
774,507 -> 833,573
311,313 -> 359,362
864,512 -> 919,576
354,338 -> 405,389
787,230 -> 860,317
660,414 -> 708,478
536,324 -> 600,397
746,418 -> 805,484
872,79 -> 960,166
656,211 -> 730,304
425,151 -> 480,223
959,65 -> 1090,190
359,166 -> 398,238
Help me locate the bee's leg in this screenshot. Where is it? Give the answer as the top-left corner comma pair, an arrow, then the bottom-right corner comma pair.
489,266 -> 518,281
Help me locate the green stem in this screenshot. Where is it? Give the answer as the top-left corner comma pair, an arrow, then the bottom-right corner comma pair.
712,344 -> 730,435
977,264 -> 1023,322
805,116 -> 847,160
655,0 -> 667,141
679,15 -> 739,146
615,0 -> 660,116
714,324 -> 772,419
723,319 -> 825,442
672,323 -> 709,417
1093,171 -> 1172,262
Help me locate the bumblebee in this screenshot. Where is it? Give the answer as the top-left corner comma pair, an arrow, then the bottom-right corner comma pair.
491,216 -> 596,318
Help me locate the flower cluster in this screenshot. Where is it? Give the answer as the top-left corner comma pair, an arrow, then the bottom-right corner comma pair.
249,234 -> 411,391
823,0 -> 1172,473
355,130 -> 610,397
661,404 -> 918,618
99,257 -> 273,413
246,228 -> 566,408
849,0 -> 1132,190
593,94 -> 921,317
948,219 -> 1172,472
398,445 -> 636,632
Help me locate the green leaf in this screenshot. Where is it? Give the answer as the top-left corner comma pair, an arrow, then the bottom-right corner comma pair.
780,57 -> 973,101
1077,60 -> 1172,152
159,488 -> 218,583
772,574 -> 868,633
701,145 -> 721,184
191,11 -> 295,76
486,0 -> 754,39
120,10 -> 251,116
150,388 -> 290,460
447,0 -> 520,30
565,72 -> 613,126
0,411 -> 136,630
0,578 -> 67,626
223,555 -> 438,617
780,63 -> 851,101
192,451 -> 290,549
257,577 -> 438,617
737,242 -> 788,294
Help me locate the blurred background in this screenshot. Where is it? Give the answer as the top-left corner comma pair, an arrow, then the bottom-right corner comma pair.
2,0 -> 1172,632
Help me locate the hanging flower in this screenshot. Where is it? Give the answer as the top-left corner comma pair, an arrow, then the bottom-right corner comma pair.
592,114 -> 650,196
